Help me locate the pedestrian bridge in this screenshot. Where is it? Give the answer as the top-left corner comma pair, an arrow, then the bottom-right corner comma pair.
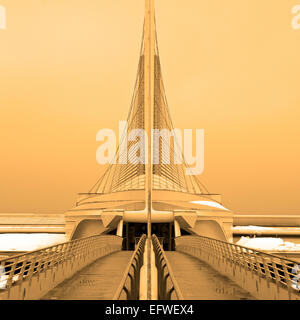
0,234 -> 299,300
2,0 -> 299,301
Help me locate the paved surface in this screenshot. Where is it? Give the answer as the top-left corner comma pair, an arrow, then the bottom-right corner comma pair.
42,251 -> 132,300
166,251 -> 255,300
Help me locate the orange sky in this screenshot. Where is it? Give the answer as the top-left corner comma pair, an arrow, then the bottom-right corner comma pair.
0,0 -> 300,214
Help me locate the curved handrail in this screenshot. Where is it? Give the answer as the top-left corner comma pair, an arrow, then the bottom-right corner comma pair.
176,235 -> 300,294
0,235 -> 122,291
178,234 -> 300,264
113,234 -> 147,300
152,234 -> 183,300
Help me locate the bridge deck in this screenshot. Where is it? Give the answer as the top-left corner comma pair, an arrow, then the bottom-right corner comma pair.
42,251 -> 132,300
165,251 -> 255,300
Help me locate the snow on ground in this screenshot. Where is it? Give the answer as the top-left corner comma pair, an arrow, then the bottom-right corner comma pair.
233,225 -> 300,232
0,233 -> 67,251
190,200 -> 230,211
236,236 -> 300,252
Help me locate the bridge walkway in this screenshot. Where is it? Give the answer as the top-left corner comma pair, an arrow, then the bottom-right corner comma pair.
42,251 -> 132,300
165,251 -> 255,300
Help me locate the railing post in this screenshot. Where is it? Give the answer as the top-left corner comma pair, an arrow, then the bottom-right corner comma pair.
6,260 -> 18,289
271,260 -> 281,295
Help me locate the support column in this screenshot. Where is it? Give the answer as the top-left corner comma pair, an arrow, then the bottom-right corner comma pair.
126,222 -> 129,250
116,219 -> 123,237
174,220 -> 181,238
168,222 -> 172,251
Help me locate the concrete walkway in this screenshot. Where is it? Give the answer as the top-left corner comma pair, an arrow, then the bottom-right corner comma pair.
42,251 -> 132,300
166,251 -> 255,300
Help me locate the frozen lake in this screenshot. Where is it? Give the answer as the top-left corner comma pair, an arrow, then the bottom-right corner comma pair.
0,233 -> 66,252
0,226 -> 299,253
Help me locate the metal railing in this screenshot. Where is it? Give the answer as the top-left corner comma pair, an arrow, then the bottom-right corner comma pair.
113,234 -> 147,300
176,235 -> 300,295
0,235 -> 121,292
152,234 -> 183,300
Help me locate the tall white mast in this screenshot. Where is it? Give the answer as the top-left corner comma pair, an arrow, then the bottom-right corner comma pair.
144,0 -> 155,301
144,0 -> 155,239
